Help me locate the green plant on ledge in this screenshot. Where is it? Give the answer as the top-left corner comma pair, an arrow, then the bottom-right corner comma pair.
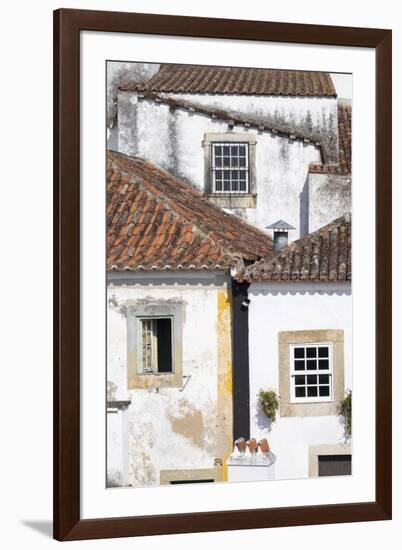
258,389 -> 280,422
339,390 -> 352,437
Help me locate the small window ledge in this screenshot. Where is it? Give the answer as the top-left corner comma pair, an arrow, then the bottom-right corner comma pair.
205,193 -> 257,209
280,401 -> 339,417
107,400 -> 131,411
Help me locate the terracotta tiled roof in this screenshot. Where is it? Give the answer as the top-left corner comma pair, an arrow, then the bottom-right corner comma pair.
133,92 -> 322,148
107,151 -> 272,272
309,103 -> 352,174
121,64 -> 337,97
238,215 -> 351,283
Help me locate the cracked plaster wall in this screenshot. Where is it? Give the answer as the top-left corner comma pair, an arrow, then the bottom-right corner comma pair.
106,277 -> 233,487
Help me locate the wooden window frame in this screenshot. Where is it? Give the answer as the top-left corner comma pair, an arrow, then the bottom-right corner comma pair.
211,142 -> 250,194
126,301 -> 183,389
289,342 -> 334,403
202,132 -> 257,208
278,330 -> 345,417
137,316 -> 174,375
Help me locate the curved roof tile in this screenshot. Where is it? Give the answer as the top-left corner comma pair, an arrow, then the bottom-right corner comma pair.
107,151 -> 272,272
238,215 -> 351,283
121,64 -> 337,97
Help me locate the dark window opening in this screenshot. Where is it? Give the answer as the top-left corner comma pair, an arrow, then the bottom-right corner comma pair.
318,455 -> 352,476
169,479 -> 214,484
140,317 -> 173,373
157,318 -> 172,373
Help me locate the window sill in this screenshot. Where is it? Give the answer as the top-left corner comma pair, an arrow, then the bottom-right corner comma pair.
205,193 -> 257,209
280,400 -> 339,417
128,371 -> 182,390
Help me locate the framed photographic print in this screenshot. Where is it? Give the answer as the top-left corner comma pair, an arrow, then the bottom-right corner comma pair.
54,8 -> 392,541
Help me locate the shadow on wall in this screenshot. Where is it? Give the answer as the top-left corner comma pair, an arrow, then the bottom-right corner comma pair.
255,405 -> 274,433
299,172 -> 309,237
338,408 -> 352,445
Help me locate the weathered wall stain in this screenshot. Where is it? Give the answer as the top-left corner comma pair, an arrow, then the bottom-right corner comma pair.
216,289 -> 233,481
107,281 -> 231,487
107,381 -> 118,401
118,92 -> 327,240
308,173 -> 351,233
108,294 -> 127,317
167,401 -> 205,448
128,420 -> 157,486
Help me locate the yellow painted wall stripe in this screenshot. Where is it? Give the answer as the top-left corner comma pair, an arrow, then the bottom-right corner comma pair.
217,287 -> 233,481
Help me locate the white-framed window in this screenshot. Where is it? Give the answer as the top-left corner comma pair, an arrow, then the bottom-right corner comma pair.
138,316 -> 173,374
290,343 -> 333,402
211,142 -> 249,194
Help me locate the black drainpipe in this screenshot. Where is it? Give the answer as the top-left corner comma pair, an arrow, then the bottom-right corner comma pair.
231,278 -> 250,442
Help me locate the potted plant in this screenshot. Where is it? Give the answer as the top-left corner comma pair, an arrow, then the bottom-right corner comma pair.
339,390 -> 352,438
258,389 -> 280,422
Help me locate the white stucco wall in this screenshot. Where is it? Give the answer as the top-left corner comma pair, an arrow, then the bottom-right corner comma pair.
106,406 -> 129,487
106,272 -> 232,487
308,172 -> 352,233
247,282 -> 352,480
163,93 -> 339,161
117,92 -> 323,240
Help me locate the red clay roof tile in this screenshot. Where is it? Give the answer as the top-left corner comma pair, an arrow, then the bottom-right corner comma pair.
238,215 -> 351,283
121,64 -> 337,97
107,151 -> 272,272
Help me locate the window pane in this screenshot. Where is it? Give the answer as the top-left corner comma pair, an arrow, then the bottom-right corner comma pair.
318,359 -> 329,369
156,318 -> 172,373
295,375 -> 305,385
319,374 -> 329,384
141,319 -> 155,373
307,386 -> 318,397
295,387 -> 306,398
211,143 -> 249,194
294,348 -> 305,359
318,347 -> 329,358
294,360 -> 305,370
306,359 -> 317,370
306,347 -> 317,358
319,386 -> 330,397
307,374 -> 317,385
